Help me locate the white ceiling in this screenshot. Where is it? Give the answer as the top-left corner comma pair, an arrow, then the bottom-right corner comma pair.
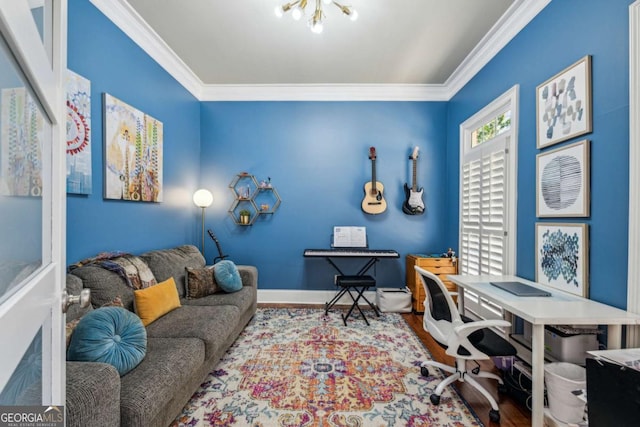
91,0 -> 550,100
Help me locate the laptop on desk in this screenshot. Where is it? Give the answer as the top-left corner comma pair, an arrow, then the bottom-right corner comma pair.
490,281 -> 552,297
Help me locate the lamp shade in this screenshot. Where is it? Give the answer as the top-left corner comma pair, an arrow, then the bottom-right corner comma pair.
193,189 -> 213,208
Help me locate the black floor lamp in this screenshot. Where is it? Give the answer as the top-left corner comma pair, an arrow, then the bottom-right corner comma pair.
193,189 -> 213,258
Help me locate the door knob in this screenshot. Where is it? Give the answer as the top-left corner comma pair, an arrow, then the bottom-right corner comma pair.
62,288 -> 91,313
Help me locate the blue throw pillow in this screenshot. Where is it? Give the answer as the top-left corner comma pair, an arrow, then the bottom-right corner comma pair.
213,260 -> 242,293
67,306 -> 147,376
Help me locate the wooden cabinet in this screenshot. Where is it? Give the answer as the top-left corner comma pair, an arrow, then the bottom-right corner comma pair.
406,254 -> 458,313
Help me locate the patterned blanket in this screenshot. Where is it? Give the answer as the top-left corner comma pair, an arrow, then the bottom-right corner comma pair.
68,251 -> 157,290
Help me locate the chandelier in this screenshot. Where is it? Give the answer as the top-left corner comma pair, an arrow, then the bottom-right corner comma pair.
274,0 -> 358,34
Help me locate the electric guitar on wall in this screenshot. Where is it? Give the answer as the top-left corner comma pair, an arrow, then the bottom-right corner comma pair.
361,146 -> 387,214
207,229 -> 229,263
402,146 -> 425,215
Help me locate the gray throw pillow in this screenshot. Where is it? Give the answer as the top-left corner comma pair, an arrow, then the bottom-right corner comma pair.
185,266 -> 220,299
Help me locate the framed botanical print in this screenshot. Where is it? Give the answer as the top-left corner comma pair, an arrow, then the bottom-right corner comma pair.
536,140 -> 590,217
536,55 -> 592,149
535,222 -> 588,297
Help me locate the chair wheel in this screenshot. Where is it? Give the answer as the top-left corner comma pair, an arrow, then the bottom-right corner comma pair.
430,393 -> 441,405
489,409 -> 500,423
420,366 -> 429,377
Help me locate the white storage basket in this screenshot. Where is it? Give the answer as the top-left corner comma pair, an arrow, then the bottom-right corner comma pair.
376,287 -> 412,313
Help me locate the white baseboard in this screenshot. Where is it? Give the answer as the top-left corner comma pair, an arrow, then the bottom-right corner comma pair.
257,289 -> 377,306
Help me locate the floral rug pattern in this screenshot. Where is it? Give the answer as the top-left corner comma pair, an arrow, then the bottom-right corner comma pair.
172,308 -> 482,427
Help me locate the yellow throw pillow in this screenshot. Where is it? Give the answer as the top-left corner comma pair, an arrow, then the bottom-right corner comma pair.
134,277 -> 181,326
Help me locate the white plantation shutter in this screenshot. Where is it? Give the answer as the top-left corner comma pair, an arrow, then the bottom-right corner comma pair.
461,137 -> 508,276
460,135 -> 510,323
459,86 -> 518,325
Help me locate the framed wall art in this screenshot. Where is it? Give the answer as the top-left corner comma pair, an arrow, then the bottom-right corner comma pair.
536,55 -> 592,149
66,69 -> 92,195
103,93 -> 163,202
536,139 -> 590,217
535,222 -> 589,297
0,87 -> 43,197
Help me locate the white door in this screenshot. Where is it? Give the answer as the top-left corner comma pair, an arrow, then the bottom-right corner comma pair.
0,0 -> 66,411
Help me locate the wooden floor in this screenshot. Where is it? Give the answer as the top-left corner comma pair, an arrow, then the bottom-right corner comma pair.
401,311 -> 532,426
260,304 -> 532,426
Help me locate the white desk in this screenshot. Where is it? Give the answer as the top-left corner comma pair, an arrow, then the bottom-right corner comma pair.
448,274 -> 640,427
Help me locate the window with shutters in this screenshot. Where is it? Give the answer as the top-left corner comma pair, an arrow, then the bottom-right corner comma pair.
459,86 -> 518,322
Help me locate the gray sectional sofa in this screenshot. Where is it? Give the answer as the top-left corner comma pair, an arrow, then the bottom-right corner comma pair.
64,245 -> 257,427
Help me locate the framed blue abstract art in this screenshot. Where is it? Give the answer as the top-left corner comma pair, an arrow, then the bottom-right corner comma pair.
536,140 -> 590,217
536,55 -> 592,149
535,222 -> 589,297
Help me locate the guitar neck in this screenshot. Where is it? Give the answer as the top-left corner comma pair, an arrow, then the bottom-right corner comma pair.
207,229 -> 228,261
412,158 -> 417,191
371,158 -> 378,192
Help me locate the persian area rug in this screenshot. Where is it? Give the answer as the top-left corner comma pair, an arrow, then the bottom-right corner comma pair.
171,308 -> 482,427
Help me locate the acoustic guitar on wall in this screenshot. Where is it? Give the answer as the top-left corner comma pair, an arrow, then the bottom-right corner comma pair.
403,146 -> 425,215
362,146 -> 387,214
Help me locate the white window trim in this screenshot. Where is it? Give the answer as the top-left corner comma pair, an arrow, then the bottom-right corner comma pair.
459,85 -> 519,275
627,0 -> 640,346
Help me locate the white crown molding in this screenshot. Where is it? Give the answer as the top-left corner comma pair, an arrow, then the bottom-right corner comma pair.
444,0 -> 552,98
257,289 -> 377,306
199,84 -> 449,102
91,0 -> 549,101
89,0 -> 203,99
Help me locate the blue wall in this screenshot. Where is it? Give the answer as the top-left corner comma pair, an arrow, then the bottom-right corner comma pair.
66,0 -> 201,264
446,0 -> 632,308
65,0 -> 635,306
200,102 -> 449,289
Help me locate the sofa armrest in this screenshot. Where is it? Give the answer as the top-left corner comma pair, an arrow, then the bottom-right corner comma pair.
237,265 -> 258,288
66,361 -> 120,427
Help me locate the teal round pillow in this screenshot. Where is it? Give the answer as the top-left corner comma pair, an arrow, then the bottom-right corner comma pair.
214,260 -> 242,292
67,306 -> 147,376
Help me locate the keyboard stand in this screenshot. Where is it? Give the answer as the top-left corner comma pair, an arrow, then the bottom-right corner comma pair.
303,248 -> 399,325
325,275 -> 379,325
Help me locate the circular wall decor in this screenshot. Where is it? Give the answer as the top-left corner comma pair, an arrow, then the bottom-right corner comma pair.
66,100 -> 90,155
541,154 -> 582,211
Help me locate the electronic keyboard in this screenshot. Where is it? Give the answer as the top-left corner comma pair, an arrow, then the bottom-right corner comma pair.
304,249 -> 399,258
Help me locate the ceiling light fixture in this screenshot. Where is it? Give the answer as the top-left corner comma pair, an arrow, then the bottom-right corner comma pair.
275,0 -> 358,34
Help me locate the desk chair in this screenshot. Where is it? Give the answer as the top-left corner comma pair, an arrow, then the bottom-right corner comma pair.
415,266 -> 516,423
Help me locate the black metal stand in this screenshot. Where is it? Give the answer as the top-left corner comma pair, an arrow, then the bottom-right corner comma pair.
325,275 -> 379,325
303,248 -> 399,325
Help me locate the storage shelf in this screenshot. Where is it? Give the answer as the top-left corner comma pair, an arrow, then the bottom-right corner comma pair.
509,333 -> 559,365
228,173 -> 281,225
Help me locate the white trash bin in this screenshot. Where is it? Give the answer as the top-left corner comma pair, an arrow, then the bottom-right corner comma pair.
544,362 -> 587,423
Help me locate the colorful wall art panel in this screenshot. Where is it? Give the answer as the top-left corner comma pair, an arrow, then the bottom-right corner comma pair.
536,56 -> 592,149
66,69 -> 92,194
536,140 -> 590,217
0,88 -> 43,197
535,222 -> 589,297
103,93 -> 163,202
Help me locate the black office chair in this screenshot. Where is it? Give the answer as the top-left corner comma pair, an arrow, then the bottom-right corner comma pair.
415,266 -> 517,423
